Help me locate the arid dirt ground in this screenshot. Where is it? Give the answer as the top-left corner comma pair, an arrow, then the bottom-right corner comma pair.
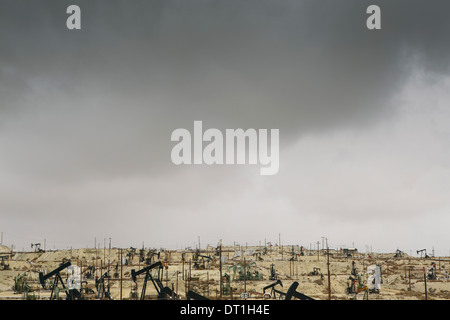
1,244 -> 449,300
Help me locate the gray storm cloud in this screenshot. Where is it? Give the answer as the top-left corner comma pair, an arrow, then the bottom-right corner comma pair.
1,1 -> 450,252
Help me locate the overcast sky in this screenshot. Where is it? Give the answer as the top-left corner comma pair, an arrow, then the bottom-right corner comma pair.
1,1 -> 450,256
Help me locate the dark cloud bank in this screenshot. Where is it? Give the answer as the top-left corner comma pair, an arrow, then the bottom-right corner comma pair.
1,1 -> 450,253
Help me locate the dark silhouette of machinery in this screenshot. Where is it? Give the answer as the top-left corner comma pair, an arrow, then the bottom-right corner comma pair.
284,282 -> 315,300
95,272 -> 111,299
261,281 -> 313,300
186,290 -> 209,300
417,249 -> 429,258
193,251 -> 214,270
269,263 -> 277,280
263,280 -> 284,299
0,255 -> 9,270
131,261 -> 178,300
394,249 -> 403,258
38,261 -> 82,300
427,262 -> 437,280
12,272 -> 31,294
85,265 -> 95,279
31,243 -> 45,253
308,267 -> 323,279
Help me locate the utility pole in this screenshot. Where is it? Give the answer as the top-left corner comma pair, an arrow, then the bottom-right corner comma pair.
207,272 -> 210,298
317,242 -> 320,261
103,238 -> 106,270
176,271 -> 179,297
108,238 -> 111,296
244,258 -> 247,298
219,241 -> 223,298
279,233 -> 282,260
95,241 -> 98,278
408,268 -> 411,291
327,246 -> 331,300
120,249 -> 123,300
189,259 -> 192,292
424,267 -> 428,300
182,253 -> 185,281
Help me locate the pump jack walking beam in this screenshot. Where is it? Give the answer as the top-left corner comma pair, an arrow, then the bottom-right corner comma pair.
39,261 -> 72,300
131,261 -> 178,300
187,290 -> 210,300
132,261 -> 164,300
285,281 -> 315,300
263,280 -> 283,299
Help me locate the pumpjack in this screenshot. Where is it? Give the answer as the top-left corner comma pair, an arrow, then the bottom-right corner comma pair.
346,275 -> 367,295
350,261 -> 357,276
427,263 -> 437,280
39,261 -> 82,300
31,243 -> 45,253
0,255 -> 9,270
263,280 -> 284,299
308,267 -> 322,277
289,246 -> 298,261
80,281 -> 95,295
417,249 -> 429,258
95,272 -> 111,299
144,249 -> 159,265
125,247 -> 137,265
193,252 -> 213,270
394,249 -> 403,258
12,272 -> 31,294
234,262 -> 263,281
139,248 -> 145,262
131,261 -> 178,300
222,273 -> 231,296
349,286 -> 369,300
253,252 -> 264,261
85,265 -> 95,279
186,290 -> 210,300
269,264 -> 277,280
285,282 -> 315,300
346,261 -> 365,294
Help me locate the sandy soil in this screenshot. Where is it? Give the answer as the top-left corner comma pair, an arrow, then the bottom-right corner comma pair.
1,244 -> 449,300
